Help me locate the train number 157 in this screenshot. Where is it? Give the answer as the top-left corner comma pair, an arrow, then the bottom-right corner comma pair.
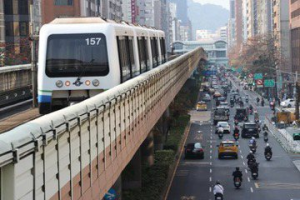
85,38 -> 102,45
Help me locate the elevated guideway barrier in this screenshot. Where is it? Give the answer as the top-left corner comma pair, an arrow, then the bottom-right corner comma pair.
0,64 -> 32,107
0,48 -> 206,200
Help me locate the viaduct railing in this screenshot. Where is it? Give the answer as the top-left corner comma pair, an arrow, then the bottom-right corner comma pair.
0,64 -> 32,106
0,48 -> 205,200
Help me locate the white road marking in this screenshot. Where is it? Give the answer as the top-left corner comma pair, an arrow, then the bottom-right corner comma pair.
210,155 -> 212,159
210,140 -> 212,144
209,187 -> 212,192
241,155 -> 243,159
210,169 -> 212,173
243,162 -> 246,166
210,145 -> 212,148
210,162 -> 212,165
210,150 -> 212,154
245,169 -> 248,174
250,187 -> 254,193
248,177 -> 250,182
210,177 -> 212,182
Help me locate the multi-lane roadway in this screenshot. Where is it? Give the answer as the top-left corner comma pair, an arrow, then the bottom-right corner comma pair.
167,77 -> 300,200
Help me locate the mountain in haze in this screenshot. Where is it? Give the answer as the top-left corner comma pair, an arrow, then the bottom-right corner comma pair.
187,0 -> 229,39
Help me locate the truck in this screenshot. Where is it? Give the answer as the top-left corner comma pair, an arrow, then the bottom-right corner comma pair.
213,108 -> 229,125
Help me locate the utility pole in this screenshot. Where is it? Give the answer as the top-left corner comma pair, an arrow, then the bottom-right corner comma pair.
30,3 -> 38,107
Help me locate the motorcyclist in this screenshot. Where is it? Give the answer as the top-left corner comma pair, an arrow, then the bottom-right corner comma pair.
240,100 -> 244,107
247,150 -> 255,165
264,143 -> 272,156
249,158 -> 259,173
217,124 -> 224,135
263,131 -> 268,137
263,124 -> 268,131
232,167 -> 243,182
213,181 -> 224,198
245,95 -> 249,102
233,126 -> 239,135
261,98 -> 265,106
249,137 -> 257,147
256,97 -> 260,105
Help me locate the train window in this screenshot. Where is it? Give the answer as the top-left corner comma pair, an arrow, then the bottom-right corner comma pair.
160,38 -> 166,63
128,37 -> 139,77
45,33 -> 109,77
151,37 -> 158,68
117,36 -> 131,82
155,37 -> 160,64
145,38 -> 150,70
138,37 -> 147,73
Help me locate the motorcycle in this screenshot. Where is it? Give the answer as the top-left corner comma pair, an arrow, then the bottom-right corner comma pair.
270,102 -> 275,110
264,135 -> 268,142
249,144 -> 257,154
234,120 -> 238,126
215,194 -> 223,200
246,98 -> 249,103
249,109 -> 253,115
265,152 -> 272,161
218,132 -> 224,139
254,118 -> 259,125
234,133 -> 239,141
251,170 -> 258,180
234,177 -> 242,189
247,159 -> 255,168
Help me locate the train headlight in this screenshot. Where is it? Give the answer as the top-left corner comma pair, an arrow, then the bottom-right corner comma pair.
65,81 -> 70,86
85,80 -> 91,86
56,80 -> 63,88
92,79 -> 100,87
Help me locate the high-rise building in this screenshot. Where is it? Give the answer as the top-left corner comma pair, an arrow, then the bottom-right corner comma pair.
235,0 -> 243,48
217,26 -> 228,42
257,0 -> 273,35
228,0 -> 236,47
137,0 -> 155,27
290,0 -> 300,73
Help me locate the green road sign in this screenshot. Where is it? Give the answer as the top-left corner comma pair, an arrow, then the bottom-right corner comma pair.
264,79 -> 275,87
254,73 -> 263,80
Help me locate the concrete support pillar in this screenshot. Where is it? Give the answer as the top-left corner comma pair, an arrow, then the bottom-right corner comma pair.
122,149 -> 142,189
141,131 -> 154,166
153,107 -> 171,151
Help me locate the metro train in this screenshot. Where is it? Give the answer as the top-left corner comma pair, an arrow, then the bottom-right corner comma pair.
38,17 -> 167,114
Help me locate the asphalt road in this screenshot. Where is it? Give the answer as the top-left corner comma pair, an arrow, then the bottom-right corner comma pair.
167,77 -> 300,200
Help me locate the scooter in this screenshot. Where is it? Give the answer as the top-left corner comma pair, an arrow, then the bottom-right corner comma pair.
249,144 -> 257,154
215,193 -> 224,200
265,152 -> 272,161
234,177 -> 242,189
264,135 -> 268,142
218,132 -> 224,139
234,120 -> 238,126
249,109 -> 253,115
234,133 -> 239,141
251,170 -> 258,180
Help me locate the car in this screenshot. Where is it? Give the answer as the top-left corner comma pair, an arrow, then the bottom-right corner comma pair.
217,96 -> 226,102
203,93 -> 211,101
217,140 -> 238,159
213,91 -> 222,98
184,142 -> 204,159
293,132 -> 300,140
196,101 -> 207,111
216,121 -> 231,133
241,122 -> 259,138
220,101 -> 228,106
209,88 -> 216,94
280,99 -> 295,108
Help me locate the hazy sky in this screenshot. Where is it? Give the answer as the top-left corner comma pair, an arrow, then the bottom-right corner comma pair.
193,0 -> 230,10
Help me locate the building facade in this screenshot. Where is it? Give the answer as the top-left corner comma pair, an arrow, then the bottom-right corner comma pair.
235,0 -> 243,48
290,0 -> 300,73
257,0 -> 273,35
228,0 -> 236,47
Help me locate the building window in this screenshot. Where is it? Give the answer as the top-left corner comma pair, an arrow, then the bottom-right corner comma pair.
54,0 -> 73,6
19,22 -> 29,36
4,0 -> 13,15
19,0 -> 29,15
5,22 -> 14,36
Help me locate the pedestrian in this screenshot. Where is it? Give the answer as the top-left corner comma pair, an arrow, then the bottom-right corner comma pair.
277,97 -> 281,106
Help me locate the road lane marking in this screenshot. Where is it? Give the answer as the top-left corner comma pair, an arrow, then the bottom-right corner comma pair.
210,169 -> 212,173
209,187 -> 212,192
241,155 -> 243,159
210,155 -> 212,159
210,177 -> 212,182
248,177 -> 250,182
210,162 -> 212,165
243,162 -> 246,166
210,140 -> 212,144
245,169 -> 248,174
251,187 -> 254,193
210,145 -> 212,148
210,150 -> 212,154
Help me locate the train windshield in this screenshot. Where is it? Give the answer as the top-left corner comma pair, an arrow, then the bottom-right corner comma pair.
46,33 -> 109,77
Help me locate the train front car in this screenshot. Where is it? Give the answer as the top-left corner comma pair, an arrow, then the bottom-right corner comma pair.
38,18 -> 120,114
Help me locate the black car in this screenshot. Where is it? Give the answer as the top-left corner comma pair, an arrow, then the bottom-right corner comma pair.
235,108 -> 248,122
242,123 -> 259,138
217,96 -> 227,102
184,143 -> 204,159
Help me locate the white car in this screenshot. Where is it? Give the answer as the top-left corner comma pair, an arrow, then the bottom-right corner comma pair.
203,94 -> 211,101
280,99 -> 295,108
216,121 -> 231,133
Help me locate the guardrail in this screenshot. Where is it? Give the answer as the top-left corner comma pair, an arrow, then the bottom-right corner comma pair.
0,64 -> 32,107
265,116 -> 300,153
0,48 -> 205,200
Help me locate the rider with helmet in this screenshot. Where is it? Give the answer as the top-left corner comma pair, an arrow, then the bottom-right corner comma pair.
232,167 -> 243,182
213,181 -> 224,199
